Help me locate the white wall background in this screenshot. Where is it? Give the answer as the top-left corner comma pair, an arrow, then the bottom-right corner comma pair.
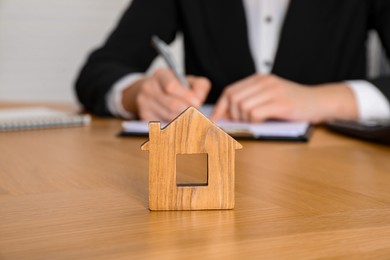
0,0 -> 132,104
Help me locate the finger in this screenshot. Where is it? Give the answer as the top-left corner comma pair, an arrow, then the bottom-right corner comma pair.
223,74 -> 270,121
225,73 -> 267,95
138,78 -> 185,121
234,75 -> 285,121
239,87 -> 276,122
137,91 -> 172,121
158,95 -> 192,119
229,85 -> 264,122
154,68 -> 200,107
143,97 -> 188,122
211,74 -> 269,121
186,76 -> 211,105
154,77 -> 193,119
137,98 -> 167,121
248,102 -> 288,123
210,95 -> 229,121
138,108 -> 160,121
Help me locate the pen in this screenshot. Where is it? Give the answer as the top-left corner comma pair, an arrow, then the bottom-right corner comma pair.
151,35 -> 190,88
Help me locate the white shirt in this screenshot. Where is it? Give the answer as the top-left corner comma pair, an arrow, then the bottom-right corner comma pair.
107,0 -> 390,120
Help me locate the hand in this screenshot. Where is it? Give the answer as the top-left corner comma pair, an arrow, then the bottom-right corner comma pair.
211,74 -> 358,123
122,68 -> 211,121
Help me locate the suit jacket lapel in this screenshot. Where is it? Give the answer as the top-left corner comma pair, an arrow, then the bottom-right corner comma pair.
272,0 -> 305,79
201,0 -> 256,83
201,0 -> 327,84
272,0 -> 331,83
202,0 -> 313,84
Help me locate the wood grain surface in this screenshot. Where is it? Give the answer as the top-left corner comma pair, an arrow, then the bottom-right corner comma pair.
1,103 -> 390,259
142,107 -> 241,210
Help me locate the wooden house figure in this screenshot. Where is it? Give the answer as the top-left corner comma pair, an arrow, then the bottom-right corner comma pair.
141,106 -> 242,211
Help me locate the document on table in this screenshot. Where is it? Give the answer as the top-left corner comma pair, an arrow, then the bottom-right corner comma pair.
119,105 -> 311,141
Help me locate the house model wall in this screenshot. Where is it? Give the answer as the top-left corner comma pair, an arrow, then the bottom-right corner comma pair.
141,107 -> 242,210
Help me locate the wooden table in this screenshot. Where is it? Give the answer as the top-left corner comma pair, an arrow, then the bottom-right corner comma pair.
1,104 -> 390,259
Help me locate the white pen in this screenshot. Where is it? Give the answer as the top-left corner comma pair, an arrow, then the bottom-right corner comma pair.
151,35 -> 190,88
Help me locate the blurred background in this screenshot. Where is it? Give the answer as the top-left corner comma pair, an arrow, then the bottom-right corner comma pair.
0,0 -> 388,105
0,0 -> 129,104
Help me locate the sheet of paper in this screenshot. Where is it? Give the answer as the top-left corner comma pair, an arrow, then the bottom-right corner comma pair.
216,121 -> 309,137
121,105 -> 310,138
122,120 -> 309,138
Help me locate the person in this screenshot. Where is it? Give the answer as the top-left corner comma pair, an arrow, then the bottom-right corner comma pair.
75,0 -> 390,123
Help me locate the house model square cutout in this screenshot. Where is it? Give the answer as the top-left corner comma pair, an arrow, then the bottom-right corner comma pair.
141,106 -> 242,211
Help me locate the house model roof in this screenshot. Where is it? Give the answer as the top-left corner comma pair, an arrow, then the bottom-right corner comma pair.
141,106 -> 242,151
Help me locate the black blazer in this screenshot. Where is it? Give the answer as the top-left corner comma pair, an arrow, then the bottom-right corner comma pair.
75,0 -> 390,116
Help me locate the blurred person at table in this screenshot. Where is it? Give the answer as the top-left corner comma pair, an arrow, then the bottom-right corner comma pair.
75,0 -> 390,123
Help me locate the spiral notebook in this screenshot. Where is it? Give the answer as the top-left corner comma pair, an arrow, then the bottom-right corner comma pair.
0,107 -> 91,132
